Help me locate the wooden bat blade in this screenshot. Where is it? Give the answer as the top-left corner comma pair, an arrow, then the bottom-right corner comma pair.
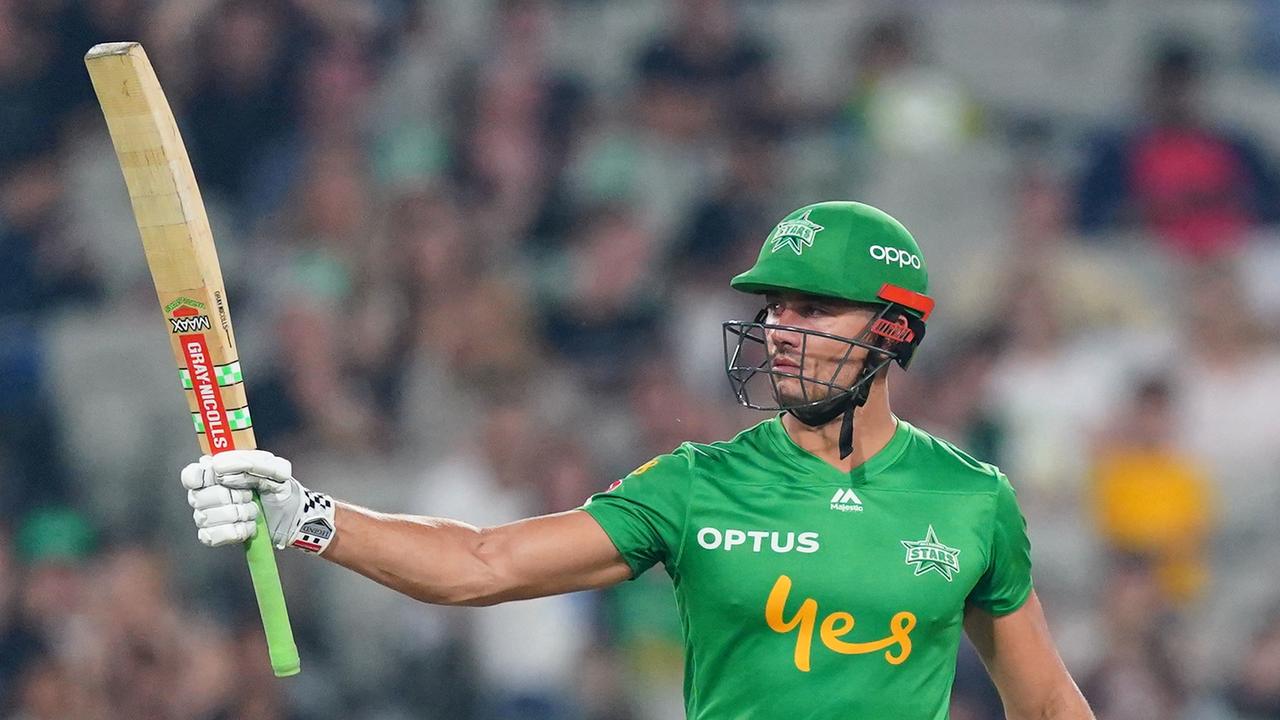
85,41 -> 300,677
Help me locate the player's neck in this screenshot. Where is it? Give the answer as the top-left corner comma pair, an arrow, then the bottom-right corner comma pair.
780,379 -> 897,473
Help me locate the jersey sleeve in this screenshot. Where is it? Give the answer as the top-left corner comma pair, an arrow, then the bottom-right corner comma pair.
967,472 -> 1033,616
579,446 -> 694,579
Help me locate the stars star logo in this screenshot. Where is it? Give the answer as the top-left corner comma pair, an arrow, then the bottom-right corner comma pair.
769,210 -> 824,255
900,526 -> 961,582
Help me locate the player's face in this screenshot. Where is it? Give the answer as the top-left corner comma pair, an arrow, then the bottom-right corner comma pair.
762,293 -> 877,406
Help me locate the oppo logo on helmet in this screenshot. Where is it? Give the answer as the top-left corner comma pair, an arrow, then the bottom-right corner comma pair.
869,245 -> 921,269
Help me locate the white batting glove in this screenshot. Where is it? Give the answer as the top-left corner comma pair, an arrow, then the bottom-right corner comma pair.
180,449 -> 336,554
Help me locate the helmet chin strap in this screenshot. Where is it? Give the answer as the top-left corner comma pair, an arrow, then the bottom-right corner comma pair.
785,359 -> 882,460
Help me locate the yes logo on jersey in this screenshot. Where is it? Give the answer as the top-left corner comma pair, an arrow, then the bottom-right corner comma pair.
765,574 -> 916,672
900,526 -> 961,581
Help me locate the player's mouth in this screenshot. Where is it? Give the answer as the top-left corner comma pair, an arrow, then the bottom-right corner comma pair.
771,357 -> 802,375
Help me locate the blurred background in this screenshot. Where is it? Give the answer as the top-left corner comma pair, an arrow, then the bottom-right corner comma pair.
3,0 -> 1280,718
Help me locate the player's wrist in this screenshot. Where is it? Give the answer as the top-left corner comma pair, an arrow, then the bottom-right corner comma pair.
271,482 -> 337,554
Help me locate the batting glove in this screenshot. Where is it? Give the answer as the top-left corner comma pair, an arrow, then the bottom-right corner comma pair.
181,449 -> 336,554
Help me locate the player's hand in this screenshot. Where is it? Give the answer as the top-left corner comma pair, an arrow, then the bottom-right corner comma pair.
180,450 -> 337,554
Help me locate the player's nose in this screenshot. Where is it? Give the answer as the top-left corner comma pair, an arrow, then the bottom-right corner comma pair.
765,323 -> 802,354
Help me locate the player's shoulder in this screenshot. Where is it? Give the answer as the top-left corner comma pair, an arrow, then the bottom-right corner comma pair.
598,422 -> 773,498
679,416 -> 780,465
897,420 -> 1007,494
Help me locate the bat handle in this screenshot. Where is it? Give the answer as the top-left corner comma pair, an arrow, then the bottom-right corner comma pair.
244,493 -> 301,676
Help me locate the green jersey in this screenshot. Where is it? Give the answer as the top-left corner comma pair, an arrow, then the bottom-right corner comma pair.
582,416 -> 1032,720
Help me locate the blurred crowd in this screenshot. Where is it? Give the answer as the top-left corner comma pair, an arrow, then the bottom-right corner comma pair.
3,0 -> 1280,718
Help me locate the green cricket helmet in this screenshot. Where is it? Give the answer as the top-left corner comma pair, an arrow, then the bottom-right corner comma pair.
723,201 -> 936,457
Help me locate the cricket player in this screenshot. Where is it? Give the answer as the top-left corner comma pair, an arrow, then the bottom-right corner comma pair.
182,202 -> 1093,718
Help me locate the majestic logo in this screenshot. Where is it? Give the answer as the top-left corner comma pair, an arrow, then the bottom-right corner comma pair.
901,526 -> 961,581
769,210 -> 825,255
829,488 -> 864,513
169,305 -> 212,333
765,574 -> 916,672
869,245 -> 922,268
697,527 -> 820,554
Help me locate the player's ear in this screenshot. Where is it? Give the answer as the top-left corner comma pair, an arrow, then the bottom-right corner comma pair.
866,305 -> 926,369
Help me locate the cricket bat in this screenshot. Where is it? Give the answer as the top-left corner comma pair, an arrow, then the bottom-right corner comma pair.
84,42 -> 300,677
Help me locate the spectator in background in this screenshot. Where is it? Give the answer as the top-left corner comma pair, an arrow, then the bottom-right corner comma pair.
214,626 -> 304,720
840,14 -> 978,157
1172,264 -> 1280,679
565,0 -> 780,244
1089,375 -> 1214,604
0,153 -> 103,319
635,0 -> 770,143
624,360 -> 722,461
449,0 -> 588,249
248,301 -> 387,456
46,0 -> 144,119
244,142 -> 389,454
952,143 -> 1164,335
985,270 -> 1125,496
1077,39 -> 1279,258
406,398 -> 590,720
908,331 -> 1005,466
183,0 -> 308,225
0,526 -> 34,712
0,151 -> 97,518
538,204 -> 664,386
1082,555 -> 1190,720
983,270 -> 1126,623
427,275 -> 542,391
664,130 -> 777,398
671,129 -> 780,282
1,510 -> 95,717
0,5 -> 63,175
3,653 -> 102,720
1222,609 -> 1280,720
1174,264 -> 1280,544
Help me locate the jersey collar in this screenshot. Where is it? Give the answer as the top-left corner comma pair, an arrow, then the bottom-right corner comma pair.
766,413 -> 912,483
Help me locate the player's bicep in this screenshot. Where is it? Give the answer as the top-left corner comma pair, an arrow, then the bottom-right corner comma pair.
964,592 -> 1090,718
470,509 -> 632,605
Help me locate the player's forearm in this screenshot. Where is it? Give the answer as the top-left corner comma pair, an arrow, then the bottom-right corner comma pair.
1007,681 -> 1093,720
321,503 -> 510,607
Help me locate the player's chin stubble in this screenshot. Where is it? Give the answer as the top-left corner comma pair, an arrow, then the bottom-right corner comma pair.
772,358 -> 869,407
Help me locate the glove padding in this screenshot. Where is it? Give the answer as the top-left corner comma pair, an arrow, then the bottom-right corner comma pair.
181,449 -> 336,554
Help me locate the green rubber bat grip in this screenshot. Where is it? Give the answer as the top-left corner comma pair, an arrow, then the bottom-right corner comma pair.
245,494 -> 301,676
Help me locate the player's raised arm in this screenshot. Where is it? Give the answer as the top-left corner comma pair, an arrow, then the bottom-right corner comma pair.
181,450 -> 634,606
323,506 -> 632,605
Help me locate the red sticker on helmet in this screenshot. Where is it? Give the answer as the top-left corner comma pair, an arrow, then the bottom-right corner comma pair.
878,284 -> 934,320
870,315 -> 915,344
